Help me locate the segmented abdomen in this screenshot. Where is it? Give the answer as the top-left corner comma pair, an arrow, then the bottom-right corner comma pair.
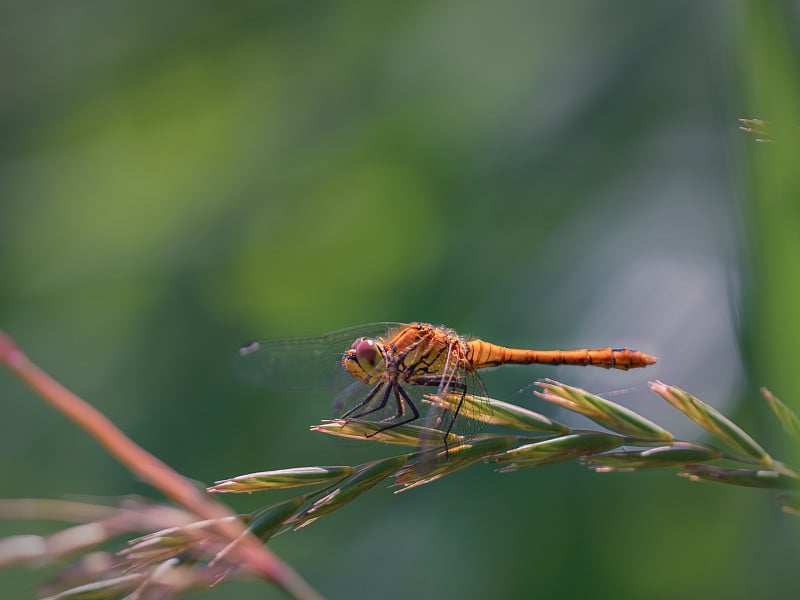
466,340 -> 657,371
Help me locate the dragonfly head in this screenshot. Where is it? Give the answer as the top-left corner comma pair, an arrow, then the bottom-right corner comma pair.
343,337 -> 386,383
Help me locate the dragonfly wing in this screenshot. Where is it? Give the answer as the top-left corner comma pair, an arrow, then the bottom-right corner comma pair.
331,379 -> 382,418
416,349 -> 489,448
234,322 -> 405,393
454,368 -> 493,436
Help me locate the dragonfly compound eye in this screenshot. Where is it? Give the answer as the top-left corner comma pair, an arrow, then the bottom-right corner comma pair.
352,338 -> 378,366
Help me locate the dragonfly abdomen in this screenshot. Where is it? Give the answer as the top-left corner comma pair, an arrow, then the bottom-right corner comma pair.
467,340 -> 656,371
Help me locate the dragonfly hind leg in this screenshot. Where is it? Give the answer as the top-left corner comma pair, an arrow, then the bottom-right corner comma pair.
364,386 -> 420,437
413,377 -> 468,453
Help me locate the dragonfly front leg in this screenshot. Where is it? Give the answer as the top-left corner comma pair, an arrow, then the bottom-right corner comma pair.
339,381 -> 389,419
341,381 -> 388,419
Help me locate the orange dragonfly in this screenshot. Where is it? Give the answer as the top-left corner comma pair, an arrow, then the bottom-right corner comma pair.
236,322 -> 656,443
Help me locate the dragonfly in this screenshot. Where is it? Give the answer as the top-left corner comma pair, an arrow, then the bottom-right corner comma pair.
236,322 -> 657,445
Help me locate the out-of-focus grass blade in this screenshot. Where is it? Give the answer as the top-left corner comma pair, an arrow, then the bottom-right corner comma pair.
0,498 -> 124,522
0,535 -> 47,568
40,574 -> 143,600
777,495 -> 800,516
122,537 -> 188,571
491,432 -> 624,471
208,466 -> 354,493
739,117 -> 772,142
127,557 -> 199,599
123,516 -> 242,571
761,387 -> 800,444
651,382 -> 773,466
534,379 -> 673,440
0,524 -> 123,569
393,434 -> 518,492
679,465 -> 798,489
311,419 -> 464,447
428,393 -> 569,433
292,456 -> 407,529
587,442 -> 723,472
0,501 -> 196,569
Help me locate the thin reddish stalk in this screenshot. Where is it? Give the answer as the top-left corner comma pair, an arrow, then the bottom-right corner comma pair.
0,330 -> 322,600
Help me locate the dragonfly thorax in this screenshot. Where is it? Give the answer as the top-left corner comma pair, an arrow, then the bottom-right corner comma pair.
342,323 -> 470,387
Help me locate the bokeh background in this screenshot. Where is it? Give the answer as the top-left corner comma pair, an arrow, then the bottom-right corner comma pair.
2,1 -> 800,598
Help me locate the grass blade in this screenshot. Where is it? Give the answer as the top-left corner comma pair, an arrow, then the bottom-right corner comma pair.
535,379 -> 673,440
311,419 -> 464,447
430,393 -> 569,433
208,466 -> 354,493
762,387 -> 800,444
292,456 -> 407,529
650,382 -> 773,466
393,434 -> 518,491
587,442 -> 723,472
492,432 -> 624,471
678,466 -> 797,489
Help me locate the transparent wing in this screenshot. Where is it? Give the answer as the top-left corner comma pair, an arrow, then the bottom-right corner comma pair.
234,322 -> 404,393
405,356 -> 492,477
418,358 -> 490,444
331,379 -> 380,418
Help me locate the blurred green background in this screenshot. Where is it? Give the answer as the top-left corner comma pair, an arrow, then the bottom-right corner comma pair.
2,1 -> 799,598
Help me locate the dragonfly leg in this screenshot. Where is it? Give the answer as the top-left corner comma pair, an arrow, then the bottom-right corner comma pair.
344,382 -> 393,420
411,377 -> 467,454
340,381 -> 386,419
378,385 -> 412,423
396,385 -> 419,423
365,386 -> 420,436
441,388 -> 466,440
